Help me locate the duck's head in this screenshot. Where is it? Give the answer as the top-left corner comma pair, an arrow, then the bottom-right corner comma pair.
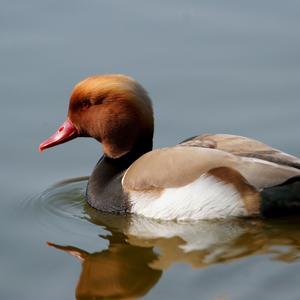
39,75 -> 154,158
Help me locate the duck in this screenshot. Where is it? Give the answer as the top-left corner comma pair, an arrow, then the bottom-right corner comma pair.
39,74 -> 300,220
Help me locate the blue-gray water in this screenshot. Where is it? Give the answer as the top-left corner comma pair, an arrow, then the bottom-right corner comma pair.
1,1 -> 300,299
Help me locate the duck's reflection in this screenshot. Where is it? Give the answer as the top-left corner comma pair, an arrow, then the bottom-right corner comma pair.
48,230 -> 161,299
48,203 -> 300,299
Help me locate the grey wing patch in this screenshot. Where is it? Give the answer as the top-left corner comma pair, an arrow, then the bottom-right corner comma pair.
179,137 -> 217,149
235,151 -> 300,170
179,134 -> 300,170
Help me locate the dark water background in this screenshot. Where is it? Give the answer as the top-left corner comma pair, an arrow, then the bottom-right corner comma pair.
1,1 -> 300,299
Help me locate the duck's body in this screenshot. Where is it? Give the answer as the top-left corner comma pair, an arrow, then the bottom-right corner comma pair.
40,75 -> 300,220
86,133 -> 300,220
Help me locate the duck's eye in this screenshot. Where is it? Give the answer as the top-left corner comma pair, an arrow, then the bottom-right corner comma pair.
80,100 -> 90,111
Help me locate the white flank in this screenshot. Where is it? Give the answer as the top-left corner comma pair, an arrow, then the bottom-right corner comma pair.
129,174 -> 248,220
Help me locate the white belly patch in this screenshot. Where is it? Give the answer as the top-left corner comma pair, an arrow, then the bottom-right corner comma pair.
128,174 -> 248,220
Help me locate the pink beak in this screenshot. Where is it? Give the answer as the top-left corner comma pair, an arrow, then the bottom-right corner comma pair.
39,119 -> 79,152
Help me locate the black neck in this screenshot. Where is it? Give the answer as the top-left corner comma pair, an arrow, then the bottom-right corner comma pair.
86,138 -> 153,213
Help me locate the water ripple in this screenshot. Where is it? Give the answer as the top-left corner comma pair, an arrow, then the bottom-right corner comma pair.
22,177 -> 105,240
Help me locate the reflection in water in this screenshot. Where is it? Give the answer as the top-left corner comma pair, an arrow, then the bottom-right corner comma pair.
42,178 -> 300,299
48,231 -> 161,300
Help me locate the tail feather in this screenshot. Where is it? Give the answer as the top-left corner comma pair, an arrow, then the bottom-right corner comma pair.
261,177 -> 300,217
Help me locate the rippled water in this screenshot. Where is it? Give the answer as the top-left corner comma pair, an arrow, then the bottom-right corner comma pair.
2,0 -> 300,299
20,178 -> 300,299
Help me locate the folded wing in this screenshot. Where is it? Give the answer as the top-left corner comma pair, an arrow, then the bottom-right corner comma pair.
123,135 -> 300,192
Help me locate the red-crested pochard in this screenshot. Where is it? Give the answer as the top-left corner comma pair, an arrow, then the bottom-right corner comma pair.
40,74 -> 300,220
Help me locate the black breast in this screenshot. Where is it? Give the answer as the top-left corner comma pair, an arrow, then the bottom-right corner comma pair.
86,156 -> 130,214
85,139 -> 153,214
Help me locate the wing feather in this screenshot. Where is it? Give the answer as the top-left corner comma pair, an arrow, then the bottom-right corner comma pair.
123,146 -> 300,192
179,134 -> 300,169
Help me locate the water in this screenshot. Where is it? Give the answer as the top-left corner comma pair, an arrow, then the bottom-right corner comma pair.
1,0 -> 300,299
23,179 -> 300,299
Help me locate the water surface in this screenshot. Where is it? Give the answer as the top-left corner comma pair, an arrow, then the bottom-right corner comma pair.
25,178 -> 300,299
1,0 -> 300,299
